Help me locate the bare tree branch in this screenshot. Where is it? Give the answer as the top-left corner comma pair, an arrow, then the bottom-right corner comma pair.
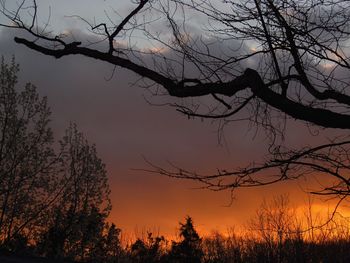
2,0 -> 350,199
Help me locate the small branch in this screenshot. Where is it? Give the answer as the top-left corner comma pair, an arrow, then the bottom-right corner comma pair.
176,95 -> 254,119
211,93 -> 232,109
108,0 -> 149,53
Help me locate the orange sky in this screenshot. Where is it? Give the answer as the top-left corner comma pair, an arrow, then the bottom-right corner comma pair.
108,168 -> 350,238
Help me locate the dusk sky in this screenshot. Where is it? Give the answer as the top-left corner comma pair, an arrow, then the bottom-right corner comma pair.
0,0 -> 347,238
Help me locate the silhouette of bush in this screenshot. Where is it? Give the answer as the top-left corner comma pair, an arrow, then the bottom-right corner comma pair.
130,232 -> 165,263
202,231 -> 243,263
38,205 -> 114,262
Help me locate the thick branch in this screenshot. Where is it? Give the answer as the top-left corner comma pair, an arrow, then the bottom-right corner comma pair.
110,0 -> 149,40
14,37 -> 175,90
14,37 -> 350,129
107,0 -> 149,54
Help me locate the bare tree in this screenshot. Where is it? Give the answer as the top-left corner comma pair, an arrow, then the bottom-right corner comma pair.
57,123 -> 111,218
0,57 -> 112,257
39,123 -> 112,261
0,57 -> 56,246
2,0 -> 350,198
248,195 -> 300,260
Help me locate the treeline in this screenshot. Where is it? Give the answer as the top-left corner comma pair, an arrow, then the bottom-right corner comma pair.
3,203 -> 350,263
111,196 -> 350,263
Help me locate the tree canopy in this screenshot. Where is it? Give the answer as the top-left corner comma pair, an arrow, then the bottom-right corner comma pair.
0,58 -> 113,261
1,0 -> 350,198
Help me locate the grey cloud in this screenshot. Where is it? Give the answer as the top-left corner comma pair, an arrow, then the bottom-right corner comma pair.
0,27 -> 262,173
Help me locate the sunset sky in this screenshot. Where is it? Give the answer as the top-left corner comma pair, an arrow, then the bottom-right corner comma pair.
0,0 -> 348,238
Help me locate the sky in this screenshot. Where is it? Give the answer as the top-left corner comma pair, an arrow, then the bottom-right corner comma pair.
0,0 -> 348,238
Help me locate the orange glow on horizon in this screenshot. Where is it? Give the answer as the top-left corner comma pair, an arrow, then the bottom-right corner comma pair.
107,167 -> 350,241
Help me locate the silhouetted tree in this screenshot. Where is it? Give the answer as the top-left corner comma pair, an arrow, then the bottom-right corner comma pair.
39,208 -> 122,262
39,124 -> 111,261
0,57 -> 56,250
1,0 -> 350,199
58,124 -> 111,216
248,195 -> 299,263
168,216 -> 203,263
0,58 -> 114,261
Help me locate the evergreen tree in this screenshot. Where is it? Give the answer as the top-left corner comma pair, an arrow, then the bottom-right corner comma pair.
168,216 -> 203,263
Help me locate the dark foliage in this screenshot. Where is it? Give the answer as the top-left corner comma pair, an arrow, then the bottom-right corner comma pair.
130,232 -> 165,263
0,59 -> 113,262
166,216 -> 203,263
